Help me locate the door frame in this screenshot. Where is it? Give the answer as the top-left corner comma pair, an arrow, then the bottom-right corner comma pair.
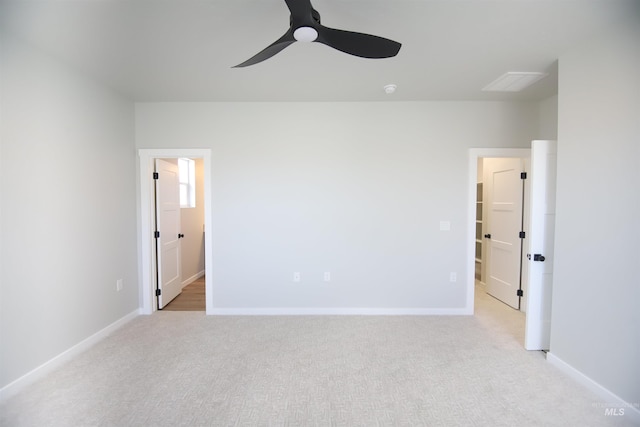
138,149 -> 213,315
466,148 -> 530,315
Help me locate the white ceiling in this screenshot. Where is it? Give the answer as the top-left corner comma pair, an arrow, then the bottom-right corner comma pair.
1,0 -> 636,102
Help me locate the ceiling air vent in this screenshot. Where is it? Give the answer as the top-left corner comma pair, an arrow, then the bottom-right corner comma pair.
482,72 -> 548,92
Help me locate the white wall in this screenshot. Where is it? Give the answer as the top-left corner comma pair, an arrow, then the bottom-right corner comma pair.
180,158 -> 205,283
552,21 -> 640,406
538,95 -> 558,140
136,102 -> 539,312
0,36 -> 138,389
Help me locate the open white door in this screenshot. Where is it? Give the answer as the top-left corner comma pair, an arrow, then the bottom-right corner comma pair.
525,140 -> 557,350
155,159 -> 183,309
484,158 -> 525,309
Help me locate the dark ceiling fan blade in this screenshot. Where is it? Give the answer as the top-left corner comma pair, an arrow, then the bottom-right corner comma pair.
233,30 -> 296,68
315,26 -> 401,59
284,0 -> 314,21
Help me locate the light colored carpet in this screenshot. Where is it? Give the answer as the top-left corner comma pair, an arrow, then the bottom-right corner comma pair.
1,287 -> 635,426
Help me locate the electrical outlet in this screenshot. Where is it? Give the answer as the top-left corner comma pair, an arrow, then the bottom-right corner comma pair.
324,272 -> 331,282
293,272 -> 301,282
449,272 -> 457,283
116,279 -> 123,291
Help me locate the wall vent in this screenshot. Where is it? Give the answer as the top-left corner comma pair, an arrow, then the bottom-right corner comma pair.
482,72 -> 548,92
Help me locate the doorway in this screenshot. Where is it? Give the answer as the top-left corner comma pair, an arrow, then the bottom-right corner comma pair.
138,149 -> 213,315
473,154 -> 529,345
467,149 -> 530,341
468,145 -> 557,351
155,157 -> 206,311
477,156 -> 529,310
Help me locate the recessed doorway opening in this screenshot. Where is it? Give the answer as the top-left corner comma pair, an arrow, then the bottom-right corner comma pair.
138,149 -> 213,315
468,143 -> 557,351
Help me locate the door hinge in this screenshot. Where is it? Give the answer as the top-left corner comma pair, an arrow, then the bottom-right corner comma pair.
517,289 -> 524,297
519,231 -> 526,239
153,172 -> 159,180
521,172 -> 527,179
154,231 -> 160,238
155,289 -> 161,296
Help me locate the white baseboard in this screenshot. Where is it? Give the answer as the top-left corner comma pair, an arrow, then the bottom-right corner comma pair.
547,352 -> 640,424
0,309 -> 141,402
181,270 -> 205,289
209,307 -> 471,316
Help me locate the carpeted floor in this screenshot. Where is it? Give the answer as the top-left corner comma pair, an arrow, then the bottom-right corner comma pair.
0,286 -> 635,426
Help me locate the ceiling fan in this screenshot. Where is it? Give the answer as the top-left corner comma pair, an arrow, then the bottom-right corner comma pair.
233,0 -> 402,67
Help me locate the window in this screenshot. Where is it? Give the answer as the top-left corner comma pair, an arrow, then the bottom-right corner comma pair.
178,158 -> 196,208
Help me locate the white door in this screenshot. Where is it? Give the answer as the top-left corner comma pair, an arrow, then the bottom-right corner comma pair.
484,158 -> 525,309
525,141 -> 557,350
155,159 -> 182,309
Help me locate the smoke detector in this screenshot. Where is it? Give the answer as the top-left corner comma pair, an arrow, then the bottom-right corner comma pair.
384,84 -> 397,94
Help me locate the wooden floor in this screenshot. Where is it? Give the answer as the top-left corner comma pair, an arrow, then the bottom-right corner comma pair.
162,276 -> 205,311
